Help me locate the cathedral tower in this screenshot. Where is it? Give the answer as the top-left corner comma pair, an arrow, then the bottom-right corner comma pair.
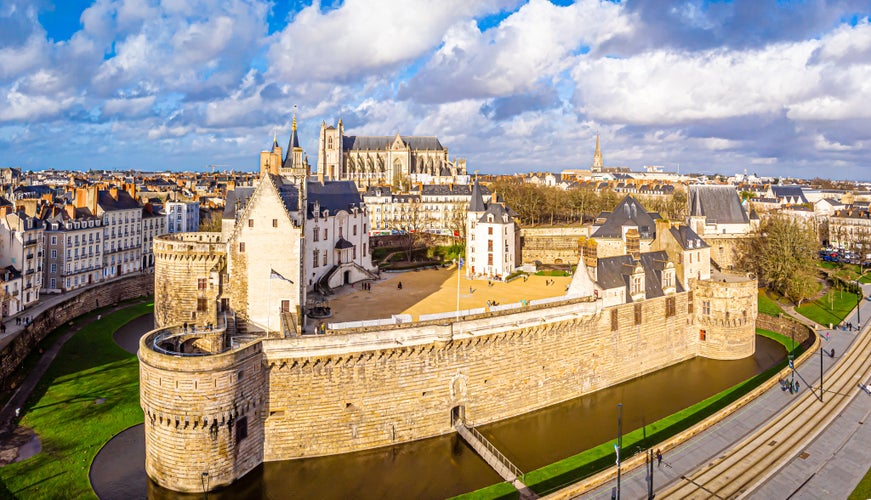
591,132 -> 603,173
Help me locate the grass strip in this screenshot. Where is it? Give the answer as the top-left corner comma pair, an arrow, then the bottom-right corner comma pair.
0,301 -> 152,499
757,290 -> 785,317
796,289 -> 860,326
453,330 -> 792,499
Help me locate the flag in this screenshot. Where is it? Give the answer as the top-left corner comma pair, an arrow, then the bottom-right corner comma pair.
269,269 -> 294,284
458,257 -> 464,270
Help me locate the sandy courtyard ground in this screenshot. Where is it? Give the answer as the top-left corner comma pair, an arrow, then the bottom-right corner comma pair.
321,266 -> 573,327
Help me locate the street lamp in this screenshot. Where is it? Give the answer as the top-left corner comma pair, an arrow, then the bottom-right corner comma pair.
201,471 -> 209,499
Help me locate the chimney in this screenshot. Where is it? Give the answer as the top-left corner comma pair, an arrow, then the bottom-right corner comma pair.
491,191 -> 497,203
110,187 -> 119,201
0,206 -> 9,218
144,202 -> 154,215
125,183 -> 136,201
654,219 -> 671,248
626,228 -> 641,260
65,203 -> 77,219
317,166 -> 325,185
75,188 -> 88,209
583,238 -> 598,281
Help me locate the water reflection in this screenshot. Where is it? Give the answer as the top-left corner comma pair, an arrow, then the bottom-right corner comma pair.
149,336 -> 784,500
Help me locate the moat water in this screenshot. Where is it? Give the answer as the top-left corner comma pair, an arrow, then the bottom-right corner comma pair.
107,317 -> 786,500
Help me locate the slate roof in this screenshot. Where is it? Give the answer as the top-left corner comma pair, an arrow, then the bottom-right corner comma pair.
342,136 -> 444,151
282,128 -> 301,169
477,202 -> 514,223
419,183 -> 491,197
468,179 -> 487,212
669,225 -> 708,250
771,185 -> 808,204
306,180 -> 363,217
335,238 -> 354,249
688,185 -> 749,224
97,189 -> 140,211
222,187 -> 255,219
596,250 -> 683,302
591,195 -> 659,239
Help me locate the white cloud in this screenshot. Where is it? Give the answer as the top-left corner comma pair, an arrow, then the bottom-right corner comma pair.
266,0 -> 520,83
401,0 -> 630,102
0,87 -> 78,121
103,95 -> 156,117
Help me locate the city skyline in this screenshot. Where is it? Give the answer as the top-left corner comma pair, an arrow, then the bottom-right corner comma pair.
2,0 -> 870,179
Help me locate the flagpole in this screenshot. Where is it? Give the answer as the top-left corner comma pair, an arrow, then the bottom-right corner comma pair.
456,259 -> 461,321
267,272 -> 272,334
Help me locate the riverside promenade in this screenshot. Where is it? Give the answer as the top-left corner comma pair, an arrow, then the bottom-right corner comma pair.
573,286 -> 871,499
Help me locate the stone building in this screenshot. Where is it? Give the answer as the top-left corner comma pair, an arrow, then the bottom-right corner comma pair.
166,200 -> 199,234
362,183 -> 490,236
317,119 -> 468,188
155,122 -> 376,337
0,205 -> 44,307
465,180 -> 519,280
41,204 -> 104,293
141,203 -> 166,269
687,185 -> 754,269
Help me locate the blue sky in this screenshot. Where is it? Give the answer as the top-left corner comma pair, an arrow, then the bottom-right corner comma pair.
2,0 -> 871,179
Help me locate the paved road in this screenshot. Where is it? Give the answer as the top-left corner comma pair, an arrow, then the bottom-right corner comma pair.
577,287 -> 871,499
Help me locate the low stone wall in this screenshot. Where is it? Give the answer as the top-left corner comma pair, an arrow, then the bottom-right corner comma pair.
0,274 -> 154,393
756,313 -> 814,347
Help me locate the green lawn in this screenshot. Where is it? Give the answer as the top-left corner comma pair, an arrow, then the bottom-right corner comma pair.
0,301 -> 152,499
859,273 -> 871,284
757,289 -> 785,317
453,329 -> 791,499
796,288 -> 860,326
850,465 -> 871,500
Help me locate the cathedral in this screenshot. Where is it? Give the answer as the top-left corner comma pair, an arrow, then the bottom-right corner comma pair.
316,119 -> 469,188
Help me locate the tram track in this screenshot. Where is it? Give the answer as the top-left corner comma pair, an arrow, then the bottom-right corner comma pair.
658,325 -> 871,499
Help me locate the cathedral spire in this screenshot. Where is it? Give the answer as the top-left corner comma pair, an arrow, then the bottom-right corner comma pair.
592,131 -> 603,173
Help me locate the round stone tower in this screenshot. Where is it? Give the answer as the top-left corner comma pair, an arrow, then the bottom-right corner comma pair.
692,273 -> 758,360
153,232 -> 226,328
139,331 -> 265,492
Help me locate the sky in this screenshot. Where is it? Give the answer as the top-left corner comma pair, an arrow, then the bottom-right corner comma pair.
2,0 -> 871,180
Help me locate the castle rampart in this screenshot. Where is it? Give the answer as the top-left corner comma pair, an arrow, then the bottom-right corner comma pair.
153,233 -> 225,328
140,275 -> 757,492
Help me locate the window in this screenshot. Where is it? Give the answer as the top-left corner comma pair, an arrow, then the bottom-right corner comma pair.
699,329 -> 707,341
198,278 -> 207,291
197,299 -> 207,312
273,219 -> 278,228
488,253 -> 493,266
666,297 -> 676,318
239,242 -> 245,253
235,416 -> 248,443
634,304 -> 642,325
363,243 -> 367,256
323,228 -> 328,240
688,291 -> 693,313
322,250 -> 327,264
313,249 -> 319,267
51,236 -> 57,245
313,227 -> 320,242
702,300 -> 711,316
487,240 -> 493,251
339,227 -> 343,238
50,249 -> 57,259
353,225 -> 357,236
611,308 -> 618,331
50,263 -> 56,273
248,219 -> 254,228
488,227 -> 493,235
353,247 -> 357,259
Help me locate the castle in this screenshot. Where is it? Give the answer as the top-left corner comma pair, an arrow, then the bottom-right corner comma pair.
140,124 -> 757,493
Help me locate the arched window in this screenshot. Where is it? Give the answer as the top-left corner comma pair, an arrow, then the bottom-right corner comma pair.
327,137 -> 333,149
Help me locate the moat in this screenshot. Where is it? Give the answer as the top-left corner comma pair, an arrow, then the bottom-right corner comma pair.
105,316 -> 785,500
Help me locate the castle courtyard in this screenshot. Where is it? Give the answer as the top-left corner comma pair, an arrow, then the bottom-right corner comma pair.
322,267 -> 574,325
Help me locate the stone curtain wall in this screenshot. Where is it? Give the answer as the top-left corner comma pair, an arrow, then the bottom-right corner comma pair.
0,274 -> 153,392
259,293 -> 697,461
142,282 -> 758,492
519,227 -> 588,265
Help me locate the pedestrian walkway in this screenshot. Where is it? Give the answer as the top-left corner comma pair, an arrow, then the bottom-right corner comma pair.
579,289 -> 871,499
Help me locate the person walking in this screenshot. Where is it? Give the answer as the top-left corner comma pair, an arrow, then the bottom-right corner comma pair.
656,449 -> 663,467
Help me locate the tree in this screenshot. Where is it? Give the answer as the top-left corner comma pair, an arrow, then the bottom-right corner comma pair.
399,197 -> 427,261
736,215 -> 819,306
199,209 -> 222,232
